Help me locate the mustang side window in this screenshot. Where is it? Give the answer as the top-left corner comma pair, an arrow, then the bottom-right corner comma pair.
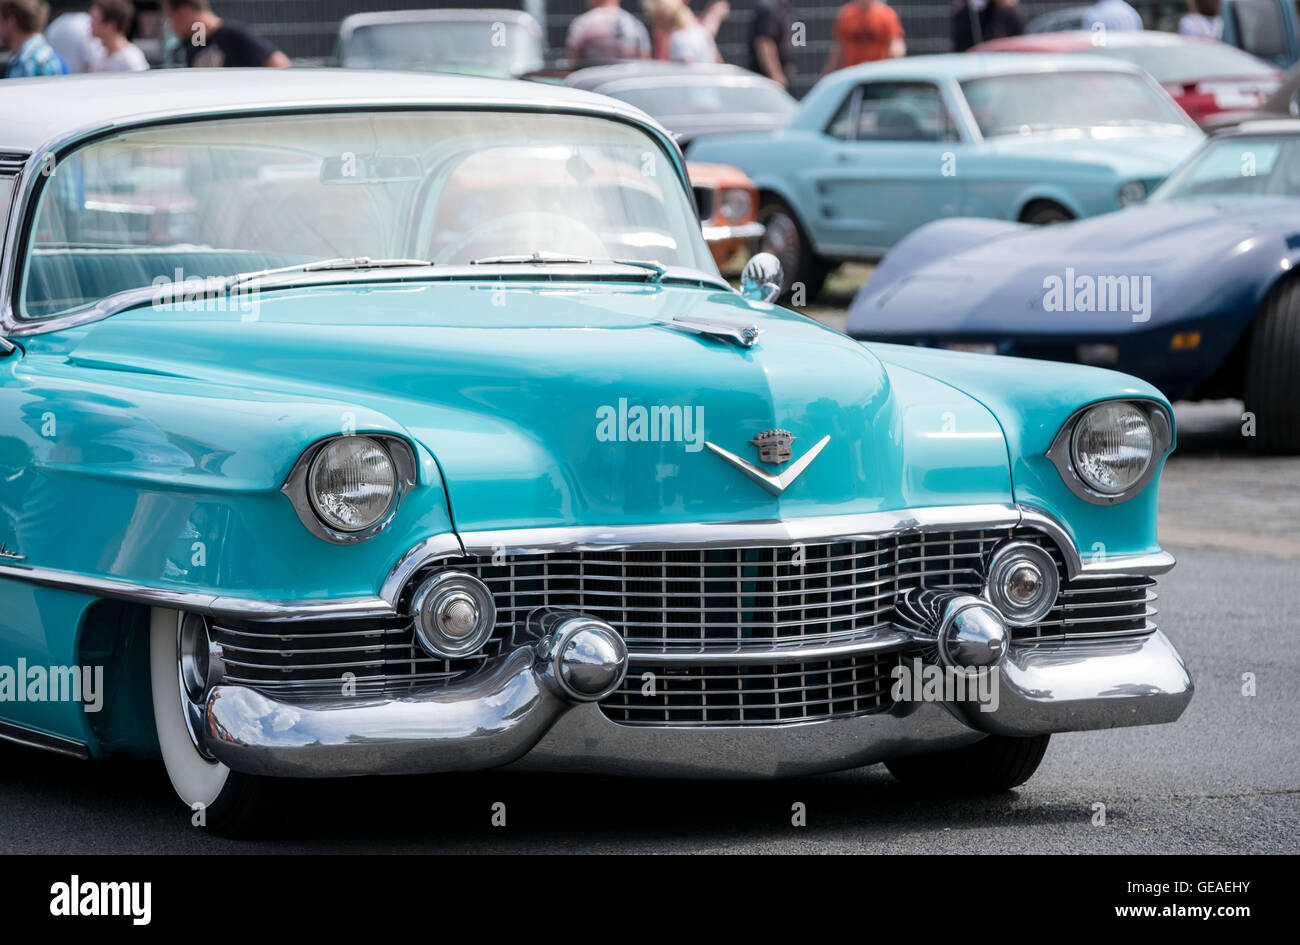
853,83 -> 957,144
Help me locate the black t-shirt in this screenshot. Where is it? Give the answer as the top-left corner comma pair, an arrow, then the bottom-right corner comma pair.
186,18 -> 277,68
749,0 -> 795,74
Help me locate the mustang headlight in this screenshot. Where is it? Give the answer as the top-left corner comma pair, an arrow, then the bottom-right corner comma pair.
1047,400 -> 1171,504
1117,180 -> 1147,206
718,187 -> 754,222
282,434 -> 415,542
308,436 -> 398,532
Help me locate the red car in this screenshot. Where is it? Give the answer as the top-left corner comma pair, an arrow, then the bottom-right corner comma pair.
973,31 -> 1282,126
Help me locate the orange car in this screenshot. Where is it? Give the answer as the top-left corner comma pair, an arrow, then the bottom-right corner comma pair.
687,161 -> 764,273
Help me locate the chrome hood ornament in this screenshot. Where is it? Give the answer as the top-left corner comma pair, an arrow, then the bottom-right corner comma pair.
705,432 -> 831,496
665,313 -> 762,348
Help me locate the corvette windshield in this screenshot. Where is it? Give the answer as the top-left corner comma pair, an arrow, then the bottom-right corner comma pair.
1150,135 -> 1300,201
23,110 -> 711,320
960,71 -> 1192,137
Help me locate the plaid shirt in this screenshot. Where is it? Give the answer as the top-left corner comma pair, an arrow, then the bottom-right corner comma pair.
5,34 -> 69,78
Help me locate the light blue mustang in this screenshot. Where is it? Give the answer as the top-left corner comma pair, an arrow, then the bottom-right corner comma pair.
690,53 -> 1204,298
0,70 -> 1190,834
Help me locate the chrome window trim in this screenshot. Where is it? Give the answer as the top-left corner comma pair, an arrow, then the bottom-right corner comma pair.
1045,399 -> 1174,506
0,503 -> 1172,621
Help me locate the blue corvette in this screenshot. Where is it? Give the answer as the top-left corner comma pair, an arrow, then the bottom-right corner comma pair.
689,53 -> 1203,299
848,120 -> 1300,453
0,71 -> 1191,834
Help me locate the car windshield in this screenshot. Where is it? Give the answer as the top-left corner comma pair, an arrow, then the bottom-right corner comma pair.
23,110 -> 712,320
960,71 -> 1192,137
1074,43 -> 1278,84
608,82 -> 796,120
1150,134 -> 1300,200
341,20 -> 543,76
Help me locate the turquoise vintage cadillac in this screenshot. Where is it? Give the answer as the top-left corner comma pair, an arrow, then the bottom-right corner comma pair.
0,71 -> 1190,835
689,53 -> 1204,298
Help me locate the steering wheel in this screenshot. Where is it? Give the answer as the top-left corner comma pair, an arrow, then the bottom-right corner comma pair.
433,211 -> 607,264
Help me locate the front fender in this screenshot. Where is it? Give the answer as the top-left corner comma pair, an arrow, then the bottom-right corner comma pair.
0,352 -> 454,604
869,342 -> 1174,561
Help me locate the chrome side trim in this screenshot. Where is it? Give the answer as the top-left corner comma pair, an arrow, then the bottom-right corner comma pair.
0,718 -> 91,760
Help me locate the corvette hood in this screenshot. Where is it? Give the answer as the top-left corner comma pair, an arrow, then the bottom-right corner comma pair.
850,198 -> 1299,335
62,281 -> 1013,531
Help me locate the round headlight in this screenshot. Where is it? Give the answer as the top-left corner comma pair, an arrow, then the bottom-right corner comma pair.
718,187 -> 754,222
307,436 -> 397,532
1071,402 -> 1154,495
1118,180 -> 1147,206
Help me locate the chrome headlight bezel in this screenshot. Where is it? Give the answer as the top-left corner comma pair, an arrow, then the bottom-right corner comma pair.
1046,399 -> 1172,505
282,434 -> 417,543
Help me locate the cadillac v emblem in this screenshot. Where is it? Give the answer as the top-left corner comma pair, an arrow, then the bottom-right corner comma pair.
705,430 -> 831,496
750,429 -> 795,465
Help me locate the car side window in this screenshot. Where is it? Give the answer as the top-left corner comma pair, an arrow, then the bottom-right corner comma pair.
853,82 -> 958,143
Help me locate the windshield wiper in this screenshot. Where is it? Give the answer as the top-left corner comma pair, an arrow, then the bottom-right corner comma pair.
224,256 -> 433,292
469,252 -> 667,282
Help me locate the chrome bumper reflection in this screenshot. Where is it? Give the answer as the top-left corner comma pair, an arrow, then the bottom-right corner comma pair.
701,221 -> 765,244
954,629 -> 1194,737
201,629 -> 1192,779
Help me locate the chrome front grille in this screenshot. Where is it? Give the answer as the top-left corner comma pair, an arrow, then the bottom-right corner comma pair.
603,650 -> 903,727
453,528 -> 1011,656
211,525 -> 1159,724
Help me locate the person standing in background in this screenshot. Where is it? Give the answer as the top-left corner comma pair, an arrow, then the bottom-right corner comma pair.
822,0 -> 905,75
1178,0 -> 1223,38
951,0 -> 986,52
160,0 -> 289,67
982,0 -> 1025,40
47,7 -> 103,72
1082,0 -> 1144,31
1,0 -> 68,76
750,0 -> 795,89
566,0 -> 650,67
647,0 -> 728,60
90,0 -> 147,71
645,0 -> 722,63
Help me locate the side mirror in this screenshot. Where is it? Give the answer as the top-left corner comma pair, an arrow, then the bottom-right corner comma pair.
740,252 -> 784,303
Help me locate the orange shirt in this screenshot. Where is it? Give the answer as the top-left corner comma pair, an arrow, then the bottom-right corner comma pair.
834,1 -> 904,67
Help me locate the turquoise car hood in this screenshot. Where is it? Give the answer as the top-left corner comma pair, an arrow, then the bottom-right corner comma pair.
61,281 -> 1014,530
985,130 -> 1201,179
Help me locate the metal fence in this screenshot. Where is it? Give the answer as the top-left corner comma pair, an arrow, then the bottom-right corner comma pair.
217,0 -> 1085,96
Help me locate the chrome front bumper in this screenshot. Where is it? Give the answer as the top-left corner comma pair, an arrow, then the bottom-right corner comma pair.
200,629 -> 1193,779
701,221 -> 765,245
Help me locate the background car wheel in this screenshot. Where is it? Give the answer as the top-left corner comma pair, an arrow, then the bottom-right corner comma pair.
1020,201 -> 1074,226
885,734 -> 1050,793
758,196 -> 828,303
150,607 -> 278,837
1244,278 -> 1300,454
